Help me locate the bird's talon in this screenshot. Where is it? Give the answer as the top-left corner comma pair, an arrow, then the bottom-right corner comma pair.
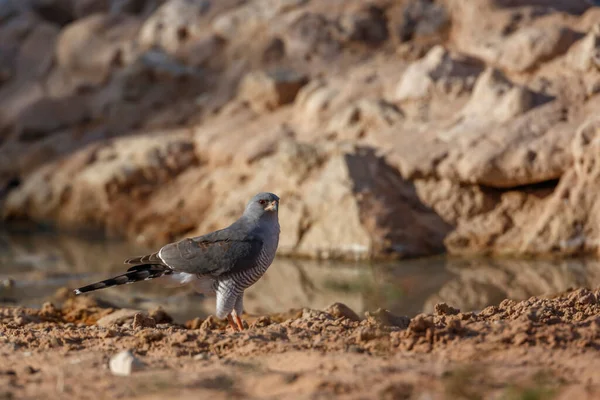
227,314 -> 239,332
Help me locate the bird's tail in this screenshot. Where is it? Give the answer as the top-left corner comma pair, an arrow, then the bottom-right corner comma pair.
73,264 -> 172,295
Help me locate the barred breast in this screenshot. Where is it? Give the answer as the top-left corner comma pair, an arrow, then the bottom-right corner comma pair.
231,229 -> 279,289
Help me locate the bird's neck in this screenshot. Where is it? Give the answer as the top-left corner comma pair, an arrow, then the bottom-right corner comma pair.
241,212 -> 278,226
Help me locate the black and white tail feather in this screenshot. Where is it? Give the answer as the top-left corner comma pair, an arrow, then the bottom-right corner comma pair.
73,263 -> 171,295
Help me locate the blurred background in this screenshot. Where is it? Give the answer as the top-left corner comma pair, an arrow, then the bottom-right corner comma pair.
1,0 -> 599,322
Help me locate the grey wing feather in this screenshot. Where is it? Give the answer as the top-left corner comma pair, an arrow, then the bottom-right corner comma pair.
156,227 -> 263,276
124,252 -> 163,266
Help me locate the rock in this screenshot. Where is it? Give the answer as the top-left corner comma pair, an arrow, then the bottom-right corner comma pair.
325,302 -> 360,321
407,314 -> 434,334
193,352 -> 210,360
567,25 -> 600,71
176,34 -> 226,68
300,308 -> 334,321
443,109 -> 600,257
393,45 -> 481,101
138,49 -> 198,79
149,306 -> 173,324
494,26 -> 578,72
40,302 -> 60,318
16,96 -> 89,141
15,21 -> 59,81
110,0 -> 158,15
452,67 -> 535,125
109,350 -> 144,376
365,308 -> 410,328
185,318 -> 203,330
355,327 -> 384,342
250,316 -> 273,328
284,12 -> 343,61
262,37 -> 286,64
434,303 -> 459,316
394,0 -> 450,43
56,13 -> 141,88
339,4 -> 388,45
384,68 -> 572,189
96,309 -> 140,327
0,0 -> 20,23
135,329 -> 163,343
2,130 -> 198,241
0,279 -> 14,289
200,315 -> 222,331
293,80 -> 341,134
72,0 -> 109,18
138,0 -> 210,54
132,313 -> 156,329
237,69 -> 308,113
2,0 -> 600,262
516,116 -> 600,256
212,0 -> 306,41
325,99 -> 403,142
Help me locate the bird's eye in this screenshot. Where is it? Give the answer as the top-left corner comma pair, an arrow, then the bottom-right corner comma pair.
258,199 -> 267,205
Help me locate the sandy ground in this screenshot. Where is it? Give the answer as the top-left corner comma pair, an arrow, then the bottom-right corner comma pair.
2,288 -> 600,400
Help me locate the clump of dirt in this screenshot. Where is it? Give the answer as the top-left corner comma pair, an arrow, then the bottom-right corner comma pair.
2,288 -> 600,399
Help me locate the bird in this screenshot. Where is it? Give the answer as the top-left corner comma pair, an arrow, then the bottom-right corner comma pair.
73,192 -> 281,331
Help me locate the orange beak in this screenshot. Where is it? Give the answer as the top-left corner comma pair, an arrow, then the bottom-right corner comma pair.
265,201 -> 278,212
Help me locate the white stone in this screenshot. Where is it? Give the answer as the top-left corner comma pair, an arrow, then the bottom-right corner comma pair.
109,350 -> 144,376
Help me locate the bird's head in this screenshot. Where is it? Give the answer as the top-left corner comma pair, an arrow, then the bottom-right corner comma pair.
245,192 -> 280,219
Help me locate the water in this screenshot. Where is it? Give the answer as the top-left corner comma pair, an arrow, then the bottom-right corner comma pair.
2,226 -> 600,323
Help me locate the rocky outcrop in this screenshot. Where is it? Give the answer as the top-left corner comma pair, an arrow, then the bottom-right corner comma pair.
2,0 -> 600,260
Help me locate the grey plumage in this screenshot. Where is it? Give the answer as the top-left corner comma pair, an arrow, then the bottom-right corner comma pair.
74,192 -> 281,330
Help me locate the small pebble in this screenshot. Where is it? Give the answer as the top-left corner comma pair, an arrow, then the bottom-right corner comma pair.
109,350 -> 144,376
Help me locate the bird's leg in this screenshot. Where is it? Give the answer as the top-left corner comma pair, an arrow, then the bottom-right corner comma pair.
233,295 -> 245,330
235,315 -> 245,331
226,313 -> 240,331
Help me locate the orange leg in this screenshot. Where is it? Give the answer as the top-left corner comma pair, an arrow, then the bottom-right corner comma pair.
232,309 -> 245,330
227,314 -> 239,331
235,314 -> 245,331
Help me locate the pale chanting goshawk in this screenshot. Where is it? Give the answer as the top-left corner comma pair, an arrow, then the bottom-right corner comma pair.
74,192 -> 280,331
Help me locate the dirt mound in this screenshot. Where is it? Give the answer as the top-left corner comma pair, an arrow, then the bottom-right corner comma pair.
2,288 -> 600,398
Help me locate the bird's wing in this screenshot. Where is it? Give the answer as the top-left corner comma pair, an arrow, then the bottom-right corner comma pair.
149,228 -> 263,276
124,252 -> 163,266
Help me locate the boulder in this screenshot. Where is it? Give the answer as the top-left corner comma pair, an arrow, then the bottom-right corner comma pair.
445,108 -> 600,257
383,69 -> 573,189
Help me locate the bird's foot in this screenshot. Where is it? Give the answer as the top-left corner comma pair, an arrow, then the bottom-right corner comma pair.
227,314 -> 240,332
235,315 -> 245,331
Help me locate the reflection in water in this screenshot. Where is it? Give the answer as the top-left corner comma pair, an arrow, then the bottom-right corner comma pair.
423,257 -> 600,313
2,228 -> 600,322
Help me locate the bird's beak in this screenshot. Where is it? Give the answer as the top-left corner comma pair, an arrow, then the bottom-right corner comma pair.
265,201 -> 278,212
